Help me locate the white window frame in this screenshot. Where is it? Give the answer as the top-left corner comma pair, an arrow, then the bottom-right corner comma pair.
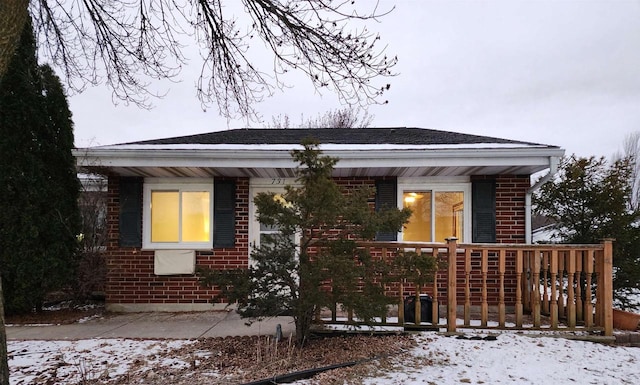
249,178 -> 301,258
143,178 -> 213,250
397,177 -> 472,243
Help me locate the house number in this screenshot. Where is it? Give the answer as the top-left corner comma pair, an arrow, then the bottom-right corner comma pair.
271,178 -> 287,185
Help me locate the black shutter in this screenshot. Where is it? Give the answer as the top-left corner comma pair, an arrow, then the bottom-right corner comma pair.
214,180 -> 236,248
472,180 -> 496,243
119,177 -> 143,247
375,179 -> 397,241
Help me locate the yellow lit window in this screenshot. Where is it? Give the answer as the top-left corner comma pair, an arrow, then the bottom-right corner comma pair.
403,191 -> 464,242
182,192 -> 210,242
151,191 -> 179,242
435,192 -> 464,242
150,189 -> 211,244
403,192 -> 432,242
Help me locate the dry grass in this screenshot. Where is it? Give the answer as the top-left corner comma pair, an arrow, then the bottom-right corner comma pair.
8,305 -> 418,384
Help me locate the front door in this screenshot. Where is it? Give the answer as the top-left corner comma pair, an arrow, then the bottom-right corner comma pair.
249,178 -> 299,257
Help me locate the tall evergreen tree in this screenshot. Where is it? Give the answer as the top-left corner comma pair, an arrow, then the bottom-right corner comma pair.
534,156 -> 640,310
0,19 -> 80,315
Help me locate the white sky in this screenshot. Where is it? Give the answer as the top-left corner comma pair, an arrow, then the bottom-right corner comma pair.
69,0 -> 640,158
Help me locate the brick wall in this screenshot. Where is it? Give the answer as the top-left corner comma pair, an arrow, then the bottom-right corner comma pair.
495,175 -> 529,244
105,176 -> 249,310
104,174 -> 529,309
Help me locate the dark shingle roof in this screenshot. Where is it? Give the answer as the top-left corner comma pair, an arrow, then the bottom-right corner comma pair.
125,127 -> 552,147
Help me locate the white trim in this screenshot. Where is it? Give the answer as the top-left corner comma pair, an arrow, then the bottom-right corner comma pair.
398,176 -> 470,184
87,142 -> 555,151
144,177 -> 212,184
248,182 -> 303,262
397,179 -> 472,243
249,185 -> 285,254
249,178 -> 302,257
75,147 -> 565,171
142,179 -> 214,250
526,157 -> 560,243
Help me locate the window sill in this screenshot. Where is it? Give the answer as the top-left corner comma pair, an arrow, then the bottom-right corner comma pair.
142,243 -> 212,251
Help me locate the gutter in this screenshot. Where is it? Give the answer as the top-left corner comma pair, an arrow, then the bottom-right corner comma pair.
73,147 -> 564,170
525,156 -> 560,243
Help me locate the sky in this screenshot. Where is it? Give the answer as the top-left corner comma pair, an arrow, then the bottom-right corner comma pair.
68,1 -> 640,159
9,332 -> 640,384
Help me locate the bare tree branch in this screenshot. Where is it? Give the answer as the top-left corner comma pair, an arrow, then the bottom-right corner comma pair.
267,107 -> 373,128
4,0 -> 397,115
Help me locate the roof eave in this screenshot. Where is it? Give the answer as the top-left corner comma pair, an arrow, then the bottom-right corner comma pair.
74,146 -> 564,171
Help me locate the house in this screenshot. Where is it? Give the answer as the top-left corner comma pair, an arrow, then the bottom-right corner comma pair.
73,127 -> 565,312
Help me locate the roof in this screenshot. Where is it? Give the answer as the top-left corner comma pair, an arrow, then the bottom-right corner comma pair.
126,127 -> 546,147
74,127 -> 565,178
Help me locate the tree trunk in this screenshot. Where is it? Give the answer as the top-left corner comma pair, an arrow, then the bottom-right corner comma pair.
0,275 -> 10,385
294,308 -> 314,346
0,0 -> 29,82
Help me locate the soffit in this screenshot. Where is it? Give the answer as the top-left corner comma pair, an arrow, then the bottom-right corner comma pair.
75,146 -> 564,178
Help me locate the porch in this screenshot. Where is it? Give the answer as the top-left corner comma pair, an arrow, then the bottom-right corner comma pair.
319,239 -> 614,336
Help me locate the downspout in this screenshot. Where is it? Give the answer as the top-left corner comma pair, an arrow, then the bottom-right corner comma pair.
526,157 -> 560,244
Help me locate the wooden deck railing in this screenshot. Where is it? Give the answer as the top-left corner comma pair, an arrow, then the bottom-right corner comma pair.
321,239 -> 614,336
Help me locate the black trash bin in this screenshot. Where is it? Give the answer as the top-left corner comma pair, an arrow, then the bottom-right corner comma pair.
404,294 -> 436,324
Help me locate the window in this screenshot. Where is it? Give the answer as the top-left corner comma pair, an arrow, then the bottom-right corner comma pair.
249,179 -> 300,253
258,193 -> 297,247
399,181 -> 470,243
143,180 -> 213,249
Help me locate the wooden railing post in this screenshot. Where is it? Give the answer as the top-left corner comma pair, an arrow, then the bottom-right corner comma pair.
550,249 -> 559,329
414,284 -> 422,325
532,250 -> 542,328
599,239 -> 614,336
575,251 -> 583,323
522,251 -> 531,313
542,252 -> 550,314
481,249 -> 489,327
446,237 -> 458,333
398,280 -> 405,325
464,248 -> 472,326
566,250 -> 577,328
584,250 -> 594,328
432,247 -> 440,325
498,249 -> 506,327
515,250 -> 524,328
380,245 -> 387,324
558,252 -> 566,320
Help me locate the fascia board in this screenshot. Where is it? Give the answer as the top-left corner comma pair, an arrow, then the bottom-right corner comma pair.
74,147 -> 565,169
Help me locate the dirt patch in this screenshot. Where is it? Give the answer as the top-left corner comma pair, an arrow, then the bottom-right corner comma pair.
122,333 -> 417,385
6,303 -> 416,384
4,301 -> 104,325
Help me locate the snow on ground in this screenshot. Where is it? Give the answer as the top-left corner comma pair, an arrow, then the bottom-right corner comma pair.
7,333 -> 640,384
361,333 -> 640,385
9,339 -> 195,384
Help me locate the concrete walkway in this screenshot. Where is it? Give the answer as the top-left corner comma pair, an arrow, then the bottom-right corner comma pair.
6,311 -> 296,340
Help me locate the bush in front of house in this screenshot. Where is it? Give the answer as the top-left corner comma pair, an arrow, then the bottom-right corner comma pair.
199,140 -> 414,344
